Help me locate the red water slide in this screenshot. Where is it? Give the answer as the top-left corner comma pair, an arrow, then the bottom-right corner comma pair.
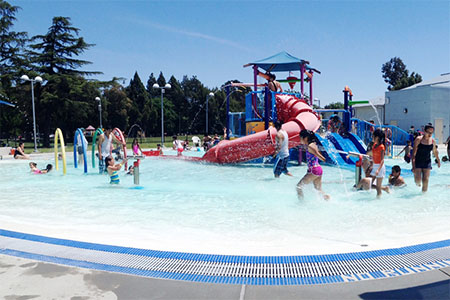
201,94 -> 321,164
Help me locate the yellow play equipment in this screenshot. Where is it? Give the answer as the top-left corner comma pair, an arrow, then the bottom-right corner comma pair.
54,128 -> 67,175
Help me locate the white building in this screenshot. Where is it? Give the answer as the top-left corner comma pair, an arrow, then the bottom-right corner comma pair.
385,73 -> 450,143
352,96 -> 385,125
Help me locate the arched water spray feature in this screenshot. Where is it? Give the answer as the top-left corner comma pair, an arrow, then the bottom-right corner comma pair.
126,124 -> 145,143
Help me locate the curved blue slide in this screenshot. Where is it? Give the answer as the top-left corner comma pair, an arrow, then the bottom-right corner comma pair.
315,134 -> 348,166
327,133 -> 364,165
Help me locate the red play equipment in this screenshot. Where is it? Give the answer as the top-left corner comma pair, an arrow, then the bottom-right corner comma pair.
201,94 -> 320,164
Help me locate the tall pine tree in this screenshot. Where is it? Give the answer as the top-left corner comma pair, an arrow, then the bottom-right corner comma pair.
126,71 -> 149,130
28,16 -> 101,146
0,1 -> 28,140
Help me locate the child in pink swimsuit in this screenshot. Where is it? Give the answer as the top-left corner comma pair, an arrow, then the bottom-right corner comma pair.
132,138 -> 142,156
297,130 -> 329,200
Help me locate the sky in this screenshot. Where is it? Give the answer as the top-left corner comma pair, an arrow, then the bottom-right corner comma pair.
11,0 -> 450,106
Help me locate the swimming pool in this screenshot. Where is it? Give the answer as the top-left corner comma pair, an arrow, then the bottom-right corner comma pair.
1,150 -> 449,257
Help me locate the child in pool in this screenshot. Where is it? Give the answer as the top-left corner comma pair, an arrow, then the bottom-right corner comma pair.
397,140 -> 413,163
126,165 -> 134,175
105,156 -> 127,184
132,138 -> 143,156
29,162 -> 41,174
297,130 -> 329,200
156,144 -> 163,155
371,129 -> 386,197
387,165 -> 405,187
40,164 -> 53,174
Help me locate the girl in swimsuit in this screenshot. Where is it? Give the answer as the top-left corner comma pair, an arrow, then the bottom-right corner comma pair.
132,138 -> 142,156
371,129 -> 387,197
297,130 -> 329,200
105,156 -> 128,184
29,162 -> 41,174
412,124 -> 440,192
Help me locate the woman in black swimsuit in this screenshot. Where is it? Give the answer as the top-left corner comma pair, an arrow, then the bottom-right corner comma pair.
14,142 -> 29,159
412,124 -> 440,192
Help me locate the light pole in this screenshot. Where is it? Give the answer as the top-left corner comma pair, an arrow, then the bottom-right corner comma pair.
314,97 -> 321,108
206,92 -> 214,135
95,97 -> 102,129
152,83 -> 171,146
21,75 -> 43,152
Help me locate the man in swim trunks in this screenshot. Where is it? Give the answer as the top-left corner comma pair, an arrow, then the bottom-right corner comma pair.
97,127 -> 123,174
272,121 -> 292,178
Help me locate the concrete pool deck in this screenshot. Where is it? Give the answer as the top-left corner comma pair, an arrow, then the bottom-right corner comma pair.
1,254 -> 449,299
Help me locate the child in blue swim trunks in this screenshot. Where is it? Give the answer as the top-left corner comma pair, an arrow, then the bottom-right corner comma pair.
297,130 -> 329,200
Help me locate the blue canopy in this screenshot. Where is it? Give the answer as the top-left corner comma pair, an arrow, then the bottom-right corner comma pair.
0,99 -> 15,107
244,51 -> 320,73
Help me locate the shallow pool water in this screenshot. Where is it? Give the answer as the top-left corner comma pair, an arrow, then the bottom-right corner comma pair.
1,150 -> 449,255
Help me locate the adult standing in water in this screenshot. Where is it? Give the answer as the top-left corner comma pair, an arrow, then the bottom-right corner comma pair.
97,127 -> 123,174
412,124 -> 440,192
272,121 -> 292,178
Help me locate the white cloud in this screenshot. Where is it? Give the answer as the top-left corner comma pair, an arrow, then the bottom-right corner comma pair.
125,18 -> 253,53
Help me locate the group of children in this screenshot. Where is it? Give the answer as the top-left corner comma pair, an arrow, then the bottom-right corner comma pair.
272,121 -> 442,200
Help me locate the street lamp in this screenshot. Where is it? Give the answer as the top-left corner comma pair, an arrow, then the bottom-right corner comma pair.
152,83 -> 171,146
314,97 -> 321,108
21,75 -> 43,152
206,92 -> 214,135
95,97 -> 102,129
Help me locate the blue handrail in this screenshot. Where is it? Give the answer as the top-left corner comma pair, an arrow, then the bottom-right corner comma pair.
351,118 -> 411,146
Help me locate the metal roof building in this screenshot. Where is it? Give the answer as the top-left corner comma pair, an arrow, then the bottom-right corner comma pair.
385,73 -> 450,143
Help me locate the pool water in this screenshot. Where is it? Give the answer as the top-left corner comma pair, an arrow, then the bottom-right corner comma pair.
1,151 -> 449,255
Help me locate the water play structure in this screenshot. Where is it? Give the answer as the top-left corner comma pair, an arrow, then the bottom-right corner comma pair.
73,128 -> 88,173
202,94 -> 321,163
91,128 -> 103,169
195,52 -> 413,167
198,51 -> 370,166
54,128 -> 66,175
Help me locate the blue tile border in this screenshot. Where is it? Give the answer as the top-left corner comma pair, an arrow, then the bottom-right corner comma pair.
1,228 -> 449,285
1,229 -> 449,264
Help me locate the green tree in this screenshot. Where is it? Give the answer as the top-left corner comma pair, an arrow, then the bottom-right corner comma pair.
392,72 -> 422,91
167,75 -> 187,134
382,57 -> 422,91
126,72 -> 149,130
0,1 -> 28,86
181,75 -> 207,134
324,102 -> 344,109
146,72 -> 158,98
0,1 -> 28,140
104,84 -> 131,131
29,16 -> 99,76
153,72 -> 177,136
27,16 -> 101,146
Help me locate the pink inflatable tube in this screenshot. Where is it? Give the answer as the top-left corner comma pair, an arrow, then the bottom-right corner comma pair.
201,94 -> 321,164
